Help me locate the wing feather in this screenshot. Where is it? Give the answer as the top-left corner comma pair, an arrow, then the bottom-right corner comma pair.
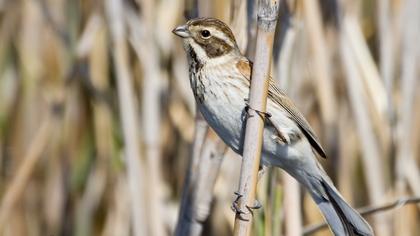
236,59 -> 327,158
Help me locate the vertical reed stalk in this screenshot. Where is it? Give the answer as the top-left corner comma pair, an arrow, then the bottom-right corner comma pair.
302,0 -> 336,130
233,1 -> 279,235
127,0 -> 166,234
395,0 -> 420,233
0,115 -> 53,233
105,0 -> 146,235
282,172 -> 302,236
175,129 -> 225,236
340,18 -> 389,235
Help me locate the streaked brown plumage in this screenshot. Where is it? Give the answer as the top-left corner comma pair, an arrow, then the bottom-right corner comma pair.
236,59 -> 327,158
173,17 -> 373,236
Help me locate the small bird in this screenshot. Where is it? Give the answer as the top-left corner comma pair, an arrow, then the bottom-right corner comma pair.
173,17 -> 373,236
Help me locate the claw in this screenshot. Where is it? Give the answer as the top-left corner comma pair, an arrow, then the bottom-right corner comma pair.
231,191 -> 262,221
231,192 -> 250,221
234,191 -> 242,198
247,200 -> 262,210
237,212 -> 250,221
231,191 -> 243,213
244,103 -> 271,119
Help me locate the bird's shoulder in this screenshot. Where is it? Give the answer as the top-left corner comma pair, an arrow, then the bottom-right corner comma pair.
235,58 -> 327,158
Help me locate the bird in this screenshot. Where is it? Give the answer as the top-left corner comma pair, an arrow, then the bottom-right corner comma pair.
173,17 -> 373,236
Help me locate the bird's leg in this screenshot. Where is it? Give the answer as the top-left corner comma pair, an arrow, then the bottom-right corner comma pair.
266,116 -> 289,144
231,197 -> 262,221
251,165 -> 267,210
258,165 -> 267,181
231,166 -> 267,220
231,191 -> 250,221
244,102 -> 272,119
244,99 -> 288,144
247,200 -> 262,211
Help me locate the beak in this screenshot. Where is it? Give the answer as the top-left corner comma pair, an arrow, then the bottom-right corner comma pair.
172,24 -> 190,38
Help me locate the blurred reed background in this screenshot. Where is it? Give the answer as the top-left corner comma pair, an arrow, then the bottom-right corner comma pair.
0,0 -> 419,235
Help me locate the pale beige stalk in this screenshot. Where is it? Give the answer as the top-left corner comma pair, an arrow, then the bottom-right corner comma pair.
105,0 -> 146,235
233,1 -> 279,235
282,172 -> 302,236
302,0 -> 336,131
125,2 -> 166,235
340,20 -> 389,235
175,129 -> 225,236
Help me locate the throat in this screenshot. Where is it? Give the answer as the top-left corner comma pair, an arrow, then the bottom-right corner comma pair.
188,49 -> 203,72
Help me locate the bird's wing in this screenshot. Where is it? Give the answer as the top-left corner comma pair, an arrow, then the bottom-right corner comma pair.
236,59 -> 327,158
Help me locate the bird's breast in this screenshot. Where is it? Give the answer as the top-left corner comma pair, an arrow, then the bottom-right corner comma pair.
189,63 -> 303,167
194,69 -> 248,153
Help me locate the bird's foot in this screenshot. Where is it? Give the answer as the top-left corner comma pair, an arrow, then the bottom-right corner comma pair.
231,191 -> 243,213
244,103 -> 272,119
231,192 -> 262,221
247,200 -> 262,210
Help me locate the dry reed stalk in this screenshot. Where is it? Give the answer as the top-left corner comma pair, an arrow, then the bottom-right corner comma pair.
230,0 -> 249,53
213,0 -> 230,21
233,1 -> 279,235
86,18 -> 114,163
175,129 -> 225,236
258,172 -> 271,236
215,150 -> 242,229
74,16 -> 112,236
176,110 -> 207,216
102,176 -> 131,236
302,0 -> 336,131
0,115 -> 53,233
43,117 -> 64,235
192,113 -> 208,161
155,0 -> 184,58
172,49 -> 196,113
337,105 -> 357,203
245,0 -> 258,59
168,100 -> 195,141
282,172 -> 302,236
395,0 -> 420,196
377,0 -> 395,107
105,0 -> 146,235
267,170 -> 283,236
345,16 -> 390,153
272,6 -> 302,233
340,17 -> 389,235
76,163 -> 108,236
394,1 -> 420,232
0,1 -> 19,67
275,20 -> 297,90
125,1 -> 166,234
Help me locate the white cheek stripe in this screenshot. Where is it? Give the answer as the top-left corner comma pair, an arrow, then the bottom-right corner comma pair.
187,39 -> 209,62
208,27 -> 235,47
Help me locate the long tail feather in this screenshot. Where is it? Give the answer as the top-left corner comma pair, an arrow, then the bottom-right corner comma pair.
307,174 -> 374,236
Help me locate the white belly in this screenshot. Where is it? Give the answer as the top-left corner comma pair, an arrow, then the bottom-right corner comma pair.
192,64 -> 310,169
198,86 -> 246,153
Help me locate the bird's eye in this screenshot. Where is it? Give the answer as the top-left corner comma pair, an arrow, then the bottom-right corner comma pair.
201,30 -> 211,38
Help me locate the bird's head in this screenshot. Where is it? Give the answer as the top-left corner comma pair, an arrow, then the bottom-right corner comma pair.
172,18 -> 240,64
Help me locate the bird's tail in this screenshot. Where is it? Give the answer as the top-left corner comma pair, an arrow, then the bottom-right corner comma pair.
306,173 -> 373,236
